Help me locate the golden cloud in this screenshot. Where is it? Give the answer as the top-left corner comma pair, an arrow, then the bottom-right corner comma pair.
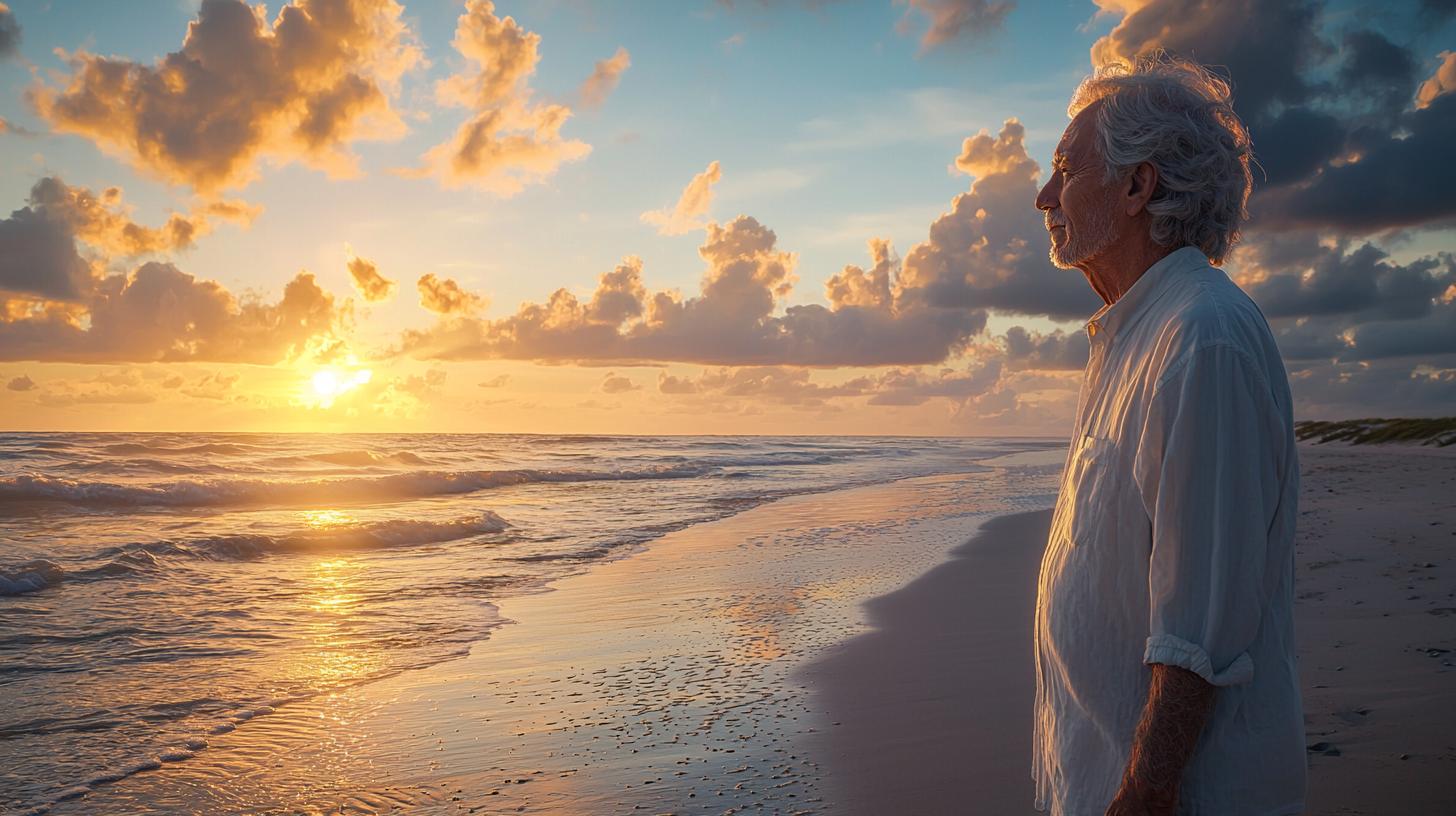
29,0 -> 422,192
406,0 -> 590,194
641,161 -> 722,236
345,246 -> 396,303
417,273 -> 486,315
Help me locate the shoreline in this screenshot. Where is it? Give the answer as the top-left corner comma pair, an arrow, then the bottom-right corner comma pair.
42,461 -> 1061,815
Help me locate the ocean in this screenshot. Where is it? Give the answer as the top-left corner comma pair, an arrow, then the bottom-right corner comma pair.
0,432 -> 1065,813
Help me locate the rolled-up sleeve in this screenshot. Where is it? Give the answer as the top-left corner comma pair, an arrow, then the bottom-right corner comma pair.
1132,342 -> 1286,687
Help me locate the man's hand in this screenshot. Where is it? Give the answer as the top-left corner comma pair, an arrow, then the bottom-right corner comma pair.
1103,662 -> 1217,816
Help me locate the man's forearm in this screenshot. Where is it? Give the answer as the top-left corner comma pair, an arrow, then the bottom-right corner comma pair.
1120,662 -> 1217,807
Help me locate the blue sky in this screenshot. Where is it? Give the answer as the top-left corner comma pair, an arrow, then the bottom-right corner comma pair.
0,0 -> 1453,433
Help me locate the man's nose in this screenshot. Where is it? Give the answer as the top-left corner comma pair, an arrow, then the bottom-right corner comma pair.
1035,175 -> 1059,212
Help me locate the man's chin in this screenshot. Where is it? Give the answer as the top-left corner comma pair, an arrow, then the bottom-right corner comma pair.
1048,244 -> 1078,270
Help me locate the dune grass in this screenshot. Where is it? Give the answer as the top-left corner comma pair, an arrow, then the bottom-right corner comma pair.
1294,418 -> 1456,447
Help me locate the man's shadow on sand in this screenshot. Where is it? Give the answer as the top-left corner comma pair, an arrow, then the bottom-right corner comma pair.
797,507 -> 1053,816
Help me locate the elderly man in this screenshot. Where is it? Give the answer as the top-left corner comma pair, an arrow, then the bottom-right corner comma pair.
1031,55 -> 1306,816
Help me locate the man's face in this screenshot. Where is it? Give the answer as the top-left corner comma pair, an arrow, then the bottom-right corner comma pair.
1036,102 -> 1123,270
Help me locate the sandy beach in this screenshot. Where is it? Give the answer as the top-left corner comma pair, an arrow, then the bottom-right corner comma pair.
33,440 -> 1456,815
806,441 -> 1456,815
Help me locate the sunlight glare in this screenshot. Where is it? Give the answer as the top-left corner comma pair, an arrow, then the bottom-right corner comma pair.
308,367 -> 373,407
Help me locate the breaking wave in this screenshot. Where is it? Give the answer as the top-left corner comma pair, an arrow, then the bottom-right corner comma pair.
0,464 -> 711,509
0,512 -> 511,596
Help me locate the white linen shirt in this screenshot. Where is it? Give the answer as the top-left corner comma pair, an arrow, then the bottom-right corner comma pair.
1032,246 -> 1306,816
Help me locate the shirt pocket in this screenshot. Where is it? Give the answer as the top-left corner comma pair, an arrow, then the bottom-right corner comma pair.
1068,433 -> 1119,548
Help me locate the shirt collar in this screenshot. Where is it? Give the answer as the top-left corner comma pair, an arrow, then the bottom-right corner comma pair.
1083,245 -> 1207,343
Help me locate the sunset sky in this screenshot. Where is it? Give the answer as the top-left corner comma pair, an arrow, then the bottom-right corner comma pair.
1,0 -> 1453,434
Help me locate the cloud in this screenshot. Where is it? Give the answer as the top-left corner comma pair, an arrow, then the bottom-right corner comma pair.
396,368 -> 447,399
1286,357 -> 1456,419
345,246 -> 396,302
1090,0 -> 1456,235
417,273 -> 486,314
894,118 -> 1101,319
824,237 -> 896,309
0,2 -> 19,59
26,177 -> 258,257
641,161 -> 722,236
181,371 -> 240,400
895,0 -> 1013,53
478,373 -> 511,388
399,214 -> 987,366
406,0 -> 590,194
578,47 -> 631,109
1,176 -> 260,302
34,369 -> 160,406
0,262 -> 339,364
1237,239 -> 1456,323
1250,95 -> 1456,233
28,0 -> 421,192
600,371 -> 640,393
6,374 -> 34,391
1417,50 -> 1456,109
648,356 -> 1063,426
0,201 -> 95,301
1002,326 -> 1089,370
657,366 -> 876,408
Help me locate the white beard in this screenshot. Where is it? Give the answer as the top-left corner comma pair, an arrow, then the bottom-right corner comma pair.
1049,204 -> 1118,269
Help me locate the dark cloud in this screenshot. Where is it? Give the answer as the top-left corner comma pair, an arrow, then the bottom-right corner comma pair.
1287,355 -> 1456,419
1340,301 -> 1456,362
29,0 -> 420,191
0,205 -> 94,300
1251,95 -> 1456,232
1002,326 -> 1089,370
6,374 -> 34,392
1092,0 -> 1456,235
0,2 -> 19,59
0,177 -> 257,302
1238,240 -> 1456,321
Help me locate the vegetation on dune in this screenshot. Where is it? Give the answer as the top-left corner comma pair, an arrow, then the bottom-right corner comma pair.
1294,418 -> 1456,447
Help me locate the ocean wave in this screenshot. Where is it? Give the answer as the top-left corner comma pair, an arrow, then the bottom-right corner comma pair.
98,441 -> 258,457
0,560 -> 66,596
284,449 -> 431,467
0,513 -> 511,596
0,463 -> 711,508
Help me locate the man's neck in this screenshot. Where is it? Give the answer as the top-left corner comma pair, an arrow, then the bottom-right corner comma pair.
1080,239 -> 1178,306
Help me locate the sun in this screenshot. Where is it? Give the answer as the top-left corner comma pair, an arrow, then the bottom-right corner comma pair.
309,367 -> 373,407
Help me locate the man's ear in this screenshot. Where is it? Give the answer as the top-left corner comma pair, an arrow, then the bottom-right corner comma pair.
1125,161 -> 1158,216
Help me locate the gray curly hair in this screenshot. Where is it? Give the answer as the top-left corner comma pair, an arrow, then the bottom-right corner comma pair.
1068,53 -> 1253,265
